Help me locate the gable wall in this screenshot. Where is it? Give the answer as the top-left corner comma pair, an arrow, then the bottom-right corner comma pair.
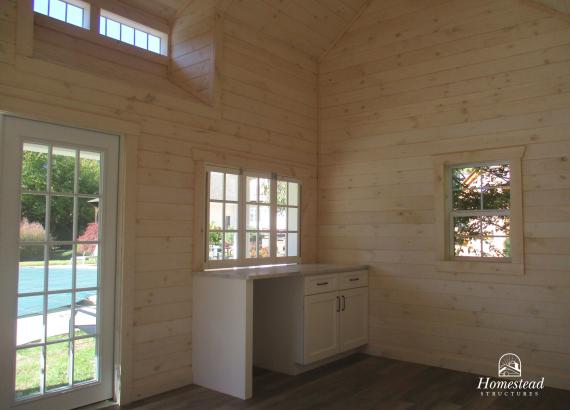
318,0 -> 570,389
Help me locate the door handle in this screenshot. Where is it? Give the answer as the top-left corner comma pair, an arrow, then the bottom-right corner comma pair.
341,295 -> 346,311
336,296 -> 340,312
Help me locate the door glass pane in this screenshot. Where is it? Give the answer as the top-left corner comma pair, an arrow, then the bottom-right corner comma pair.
17,295 -> 44,346
76,244 -> 98,289
47,293 -> 72,341
20,194 -> 46,241
75,291 -> 97,336
19,247 -> 45,293
77,197 -> 99,241
48,245 -> 73,291
73,337 -> 97,384
46,341 -> 70,391
51,147 -> 76,193
15,346 -> 42,399
79,151 -> 100,195
50,196 -> 74,241
21,143 -> 48,192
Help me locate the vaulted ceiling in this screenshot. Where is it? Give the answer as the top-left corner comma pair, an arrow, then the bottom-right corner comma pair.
118,0 -> 569,61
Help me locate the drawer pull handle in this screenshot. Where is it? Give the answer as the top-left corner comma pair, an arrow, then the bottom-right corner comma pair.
341,295 -> 346,311
349,278 -> 360,282
316,282 -> 328,286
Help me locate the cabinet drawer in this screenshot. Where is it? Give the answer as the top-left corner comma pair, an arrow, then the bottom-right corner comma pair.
339,270 -> 368,290
304,274 -> 338,295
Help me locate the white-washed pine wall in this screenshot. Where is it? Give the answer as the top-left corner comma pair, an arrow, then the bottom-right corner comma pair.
318,0 -> 570,390
0,0 -> 318,401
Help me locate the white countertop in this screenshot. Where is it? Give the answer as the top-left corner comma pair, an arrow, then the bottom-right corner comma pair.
193,263 -> 368,280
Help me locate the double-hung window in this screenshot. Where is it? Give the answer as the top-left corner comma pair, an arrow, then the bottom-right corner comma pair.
433,147 -> 525,275
450,162 -> 510,258
206,167 -> 301,268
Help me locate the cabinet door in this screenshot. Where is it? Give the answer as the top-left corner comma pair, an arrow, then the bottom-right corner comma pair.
339,287 -> 368,352
303,292 -> 340,364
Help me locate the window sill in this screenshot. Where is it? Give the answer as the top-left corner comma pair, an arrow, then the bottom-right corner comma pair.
34,13 -> 169,66
436,260 -> 524,275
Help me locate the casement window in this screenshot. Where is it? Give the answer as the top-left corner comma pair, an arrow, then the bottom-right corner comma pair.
32,1 -> 168,56
434,147 -> 525,275
34,0 -> 90,29
206,167 -> 301,268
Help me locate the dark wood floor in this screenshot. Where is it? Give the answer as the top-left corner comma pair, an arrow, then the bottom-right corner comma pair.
118,354 -> 570,410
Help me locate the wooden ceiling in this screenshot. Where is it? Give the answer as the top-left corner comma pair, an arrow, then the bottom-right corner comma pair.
118,0 -> 569,60
222,0 -> 372,59
119,0 -> 372,60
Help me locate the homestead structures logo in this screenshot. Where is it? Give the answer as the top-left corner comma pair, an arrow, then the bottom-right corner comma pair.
477,353 -> 545,397
498,353 -> 522,377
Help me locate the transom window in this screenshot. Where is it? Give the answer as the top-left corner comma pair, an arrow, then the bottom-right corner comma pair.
450,162 -> 510,259
32,1 -> 168,56
99,10 -> 166,55
33,0 -> 89,28
206,167 -> 301,267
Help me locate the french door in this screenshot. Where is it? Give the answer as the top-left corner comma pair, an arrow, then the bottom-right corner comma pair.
0,116 -> 119,410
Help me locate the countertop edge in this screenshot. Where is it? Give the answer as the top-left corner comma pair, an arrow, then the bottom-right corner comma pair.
193,264 -> 369,280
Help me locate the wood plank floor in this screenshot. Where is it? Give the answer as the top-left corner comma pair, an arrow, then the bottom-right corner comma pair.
117,354 -> 570,409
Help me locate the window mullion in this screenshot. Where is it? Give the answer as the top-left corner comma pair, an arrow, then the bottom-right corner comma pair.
270,175 -> 277,261
239,173 -> 246,262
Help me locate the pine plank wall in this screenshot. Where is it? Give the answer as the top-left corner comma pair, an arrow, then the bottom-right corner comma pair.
0,0 -> 569,403
318,0 -> 570,390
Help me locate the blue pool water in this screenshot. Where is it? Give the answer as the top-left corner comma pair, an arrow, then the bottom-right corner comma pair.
18,266 -> 98,317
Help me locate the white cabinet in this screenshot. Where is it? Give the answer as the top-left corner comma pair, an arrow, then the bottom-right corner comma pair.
303,292 -> 340,363
301,271 -> 368,365
252,269 -> 368,374
339,287 -> 368,352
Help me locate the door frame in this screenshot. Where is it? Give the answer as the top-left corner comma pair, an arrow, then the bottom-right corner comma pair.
0,115 -> 126,409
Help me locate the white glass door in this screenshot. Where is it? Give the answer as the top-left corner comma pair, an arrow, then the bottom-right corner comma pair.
0,116 -> 119,410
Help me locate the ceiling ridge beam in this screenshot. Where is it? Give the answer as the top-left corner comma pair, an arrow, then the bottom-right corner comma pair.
318,0 -> 374,64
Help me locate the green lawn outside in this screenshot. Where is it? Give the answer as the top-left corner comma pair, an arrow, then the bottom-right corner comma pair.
15,335 -> 97,399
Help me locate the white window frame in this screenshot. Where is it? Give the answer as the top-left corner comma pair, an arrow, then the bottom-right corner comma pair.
433,147 -> 525,275
448,160 -> 511,261
204,165 -> 301,269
